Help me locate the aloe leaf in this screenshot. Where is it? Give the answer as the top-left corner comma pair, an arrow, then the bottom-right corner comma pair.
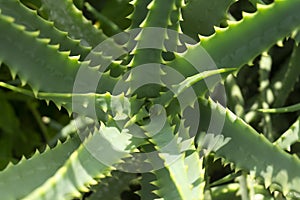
161,0 -> 184,55
139,173 -> 160,200
200,1 -> 300,69
24,125 -> 139,199
0,12 -> 79,93
181,0 -> 236,39
40,0 -> 107,47
184,150 -> 205,199
20,0 -> 41,9
151,140 -> 204,200
128,0 -> 151,29
122,0 -> 185,99
172,0 -> 300,86
167,0 -> 184,33
274,116 -> 300,150
172,68 -> 236,97
0,13 -> 120,111
0,0 -> 121,76
198,97 -> 300,197
146,122 -> 201,200
0,0 -> 91,59
129,0 -> 177,67
48,117 -> 95,146
156,68 -> 236,107
0,136 -> 81,200
0,82 -> 141,124
86,171 -> 138,200
140,0 -> 176,29
152,156 -> 195,200
153,158 -> 194,200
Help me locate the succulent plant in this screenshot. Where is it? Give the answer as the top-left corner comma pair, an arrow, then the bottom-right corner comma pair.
0,0 -> 300,199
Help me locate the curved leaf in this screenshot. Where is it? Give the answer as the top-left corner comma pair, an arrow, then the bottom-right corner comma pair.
0,136 -> 81,200
274,116 -> 300,150
0,0 -> 91,59
40,0 -> 107,47
129,0 -> 178,67
0,12 -> 79,93
87,171 -> 137,200
24,125 -> 137,199
172,0 -> 300,83
198,97 -> 300,197
181,0 -> 236,39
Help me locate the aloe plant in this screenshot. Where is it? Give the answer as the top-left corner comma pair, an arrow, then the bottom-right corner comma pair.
0,0 -> 300,199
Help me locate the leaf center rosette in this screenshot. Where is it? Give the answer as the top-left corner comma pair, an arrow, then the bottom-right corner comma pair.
72,27 -> 227,173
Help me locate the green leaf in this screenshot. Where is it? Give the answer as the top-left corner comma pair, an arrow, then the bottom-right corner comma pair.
87,171 -> 137,200
129,0 -> 178,67
24,125 -> 137,199
148,124 -> 200,200
40,0 -> 107,47
199,1 -> 300,69
0,136 -> 81,199
139,173 -> 160,200
128,0 -> 151,29
172,68 -> 237,97
0,12 -> 79,93
274,116 -> 300,150
171,0 -> 300,92
198,97 -> 300,196
0,0 -> 91,59
181,0 -> 236,39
